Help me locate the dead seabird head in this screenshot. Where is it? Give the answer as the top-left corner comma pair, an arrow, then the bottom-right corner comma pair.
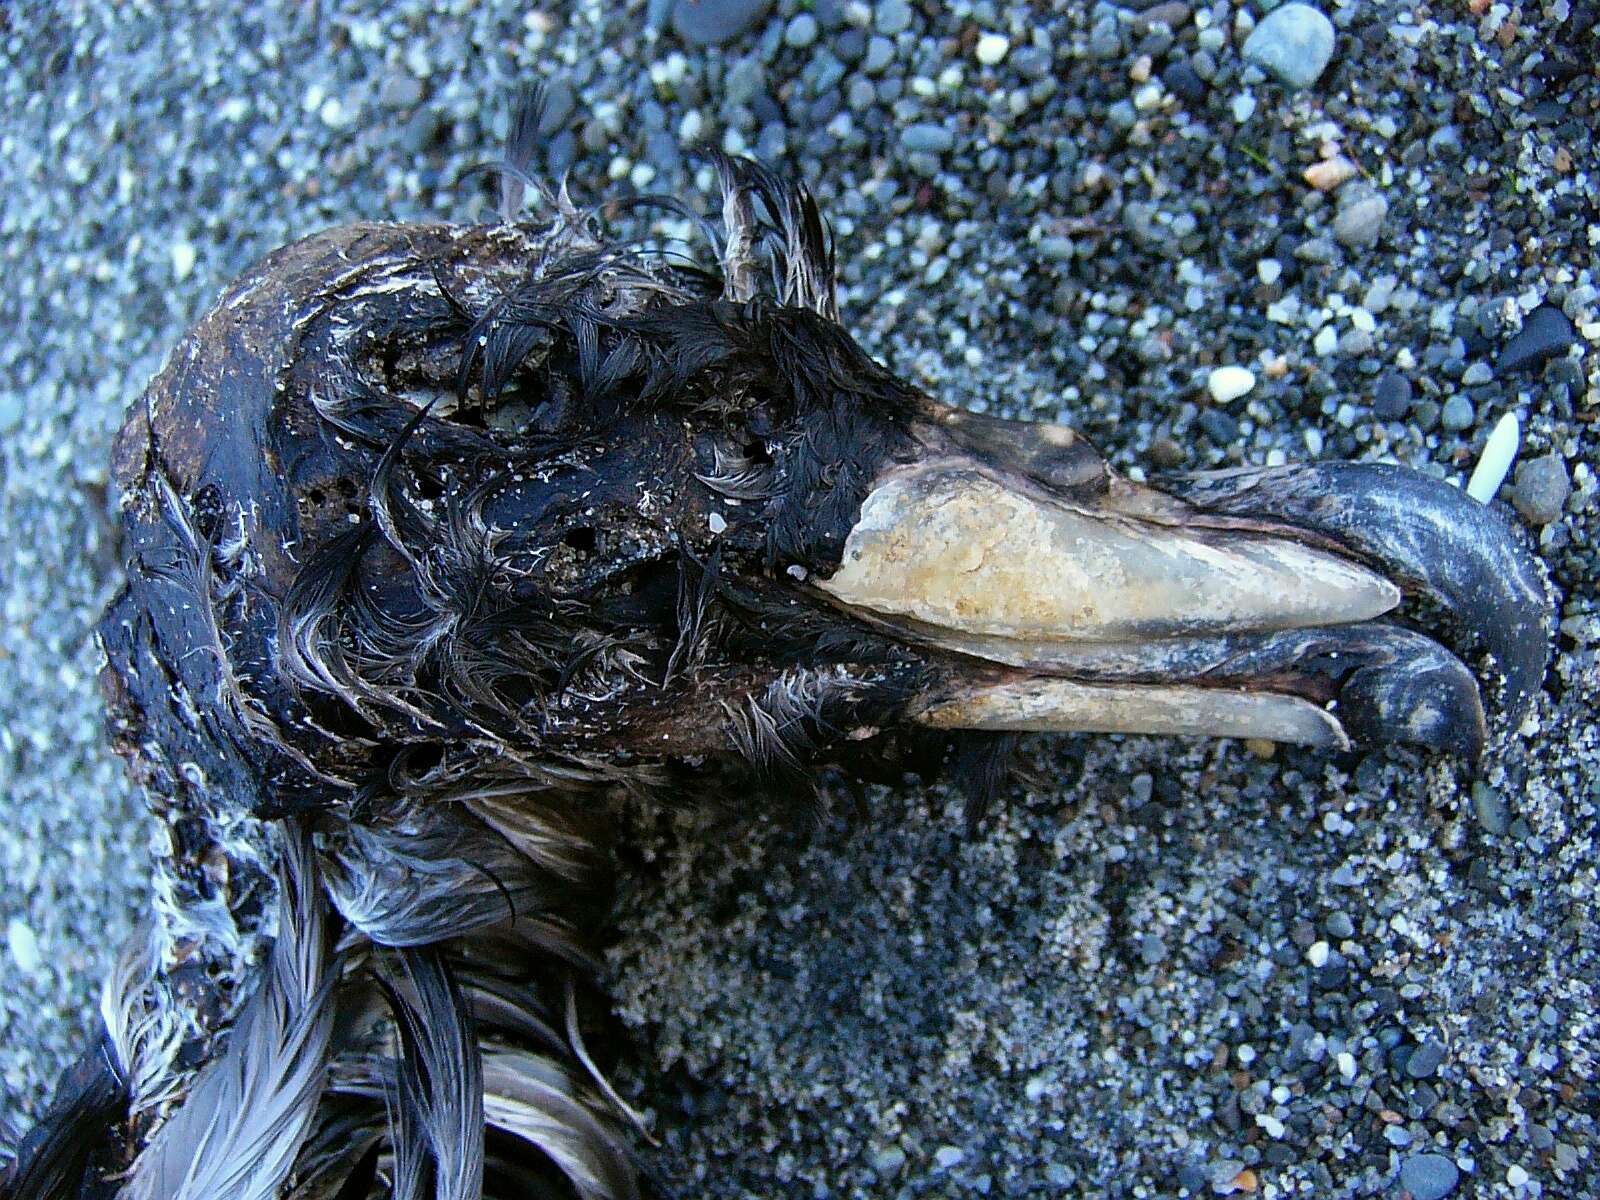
1,91 -> 1550,1200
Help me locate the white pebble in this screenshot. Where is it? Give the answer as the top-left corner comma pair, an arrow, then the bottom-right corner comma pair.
171,241 -> 197,281
1336,1051 -> 1357,1080
1231,92 -> 1257,123
7,918 -> 40,974
1466,411 -> 1520,503
1257,258 -> 1283,285
707,511 -> 727,534
1507,1164 -> 1530,1187
1313,325 -> 1338,356
1307,940 -> 1330,967
1207,366 -> 1256,404
975,33 -> 1010,65
1256,1114 -> 1286,1138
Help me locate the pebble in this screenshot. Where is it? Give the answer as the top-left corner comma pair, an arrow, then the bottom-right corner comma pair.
7,918 -> 41,974
1312,326 -> 1338,356
901,124 -> 954,154
1461,361 -> 1494,386
1207,365 -> 1256,403
871,1147 -> 907,1176
975,33 -> 1009,66
1497,304 -> 1578,374
1372,371 -> 1412,417
934,1145 -> 965,1169
1198,408 -> 1239,444
379,71 -> 424,109
170,240 -> 198,282
862,35 -> 895,73
1230,92 -> 1256,122
1257,258 -> 1282,286
1439,394 -> 1475,431
1332,188 -> 1388,249
1399,1153 -> 1461,1200
1303,156 -> 1357,190
783,12 -> 818,48
1164,60 -> 1207,104
1512,453 -> 1571,524
1242,3 -> 1336,90
671,0 -> 772,46
875,0 -> 913,35
1472,781 -> 1511,834
1406,1039 -> 1446,1078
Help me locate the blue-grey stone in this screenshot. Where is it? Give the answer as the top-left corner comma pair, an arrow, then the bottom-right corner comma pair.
1242,3 -> 1336,90
671,0 -> 772,46
1513,453 -> 1571,525
1333,188 -> 1388,249
1399,1153 -> 1460,1200
863,35 -> 895,73
784,12 -> 818,48
1372,371 -> 1412,418
1497,305 -> 1577,374
901,123 -> 953,154
1461,361 -> 1494,386
875,0 -> 913,35
1440,395 -> 1475,431
1197,409 -> 1239,444
1406,1040 -> 1445,1078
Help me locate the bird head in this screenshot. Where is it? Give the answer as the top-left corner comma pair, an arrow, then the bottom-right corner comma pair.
100,159 -> 1548,836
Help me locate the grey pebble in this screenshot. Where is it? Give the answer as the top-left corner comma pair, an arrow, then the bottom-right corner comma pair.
875,0 -> 913,35
871,1146 -> 907,1176
1473,781 -> 1511,835
1497,304 -> 1578,375
1406,1039 -> 1446,1078
784,13 -> 818,49
901,123 -> 953,154
1439,395 -> 1475,431
1164,60 -> 1208,104
1326,911 -> 1355,939
1372,370 -> 1413,418
672,0 -> 772,46
1512,453 -> 1571,525
1332,189 -> 1388,249
1460,361 -> 1494,386
1399,1153 -> 1461,1200
379,72 -> 424,109
1427,124 -> 1464,160
1198,409 -> 1239,444
1242,3 -> 1336,91
724,58 -> 765,106
862,35 -> 895,73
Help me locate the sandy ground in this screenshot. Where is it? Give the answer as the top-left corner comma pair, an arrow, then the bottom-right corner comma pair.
1,2 -> 1594,1196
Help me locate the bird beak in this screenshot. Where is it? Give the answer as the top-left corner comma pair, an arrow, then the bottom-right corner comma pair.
815,409 -> 1549,758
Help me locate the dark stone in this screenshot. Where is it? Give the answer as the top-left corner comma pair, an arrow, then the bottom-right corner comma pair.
1497,304 -> 1578,374
671,0 -> 772,46
1197,409 -> 1239,444
1164,60 -> 1208,104
835,28 -> 867,62
1372,370 -> 1413,418
1406,1040 -> 1445,1078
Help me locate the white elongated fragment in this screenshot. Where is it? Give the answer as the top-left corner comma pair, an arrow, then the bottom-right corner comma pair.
919,679 -> 1348,748
1465,411 -> 1520,503
819,467 -> 1399,643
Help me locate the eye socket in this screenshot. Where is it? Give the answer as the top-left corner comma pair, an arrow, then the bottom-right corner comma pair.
562,526 -> 597,554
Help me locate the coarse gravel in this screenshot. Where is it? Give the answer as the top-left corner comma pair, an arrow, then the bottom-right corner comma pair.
2,1 -> 1596,1196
